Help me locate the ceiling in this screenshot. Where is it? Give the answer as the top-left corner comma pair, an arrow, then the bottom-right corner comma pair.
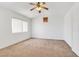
0,2 -> 74,19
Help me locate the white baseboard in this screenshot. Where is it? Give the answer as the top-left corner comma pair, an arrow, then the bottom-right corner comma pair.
64,40 -> 79,56
32,37 -> 63,40
64,40 -> 72,48
72,48 -> 79,56
32,36 -> 63,40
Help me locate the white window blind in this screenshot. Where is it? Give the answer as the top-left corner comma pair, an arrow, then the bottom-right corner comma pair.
12,18 -> 28,33
23,21 -> 28,32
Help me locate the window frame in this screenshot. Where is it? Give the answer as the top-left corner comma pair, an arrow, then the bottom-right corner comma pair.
12,18 -> 28,33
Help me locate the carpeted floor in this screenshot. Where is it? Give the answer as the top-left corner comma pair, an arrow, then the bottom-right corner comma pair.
0,39 -> 77,57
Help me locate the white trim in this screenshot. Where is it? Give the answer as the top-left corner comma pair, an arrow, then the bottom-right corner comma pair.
64,40 -> 72,48
32,37 -> 63,40
72,48 -> 79,56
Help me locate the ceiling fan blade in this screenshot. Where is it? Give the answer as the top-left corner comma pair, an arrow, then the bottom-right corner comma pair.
29,3 -> 35,5
39,10 -> 41,13
42,2 -> 46,4
37,2 -> 40,4
30,7 -> 36,11
43,7 -> 48,10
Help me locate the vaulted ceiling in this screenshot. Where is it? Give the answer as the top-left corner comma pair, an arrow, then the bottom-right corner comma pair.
0,2 -> 74,19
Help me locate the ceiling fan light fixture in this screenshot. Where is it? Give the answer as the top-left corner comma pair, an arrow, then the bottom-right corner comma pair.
29,2 -> 48,13
36,7 -> 42,11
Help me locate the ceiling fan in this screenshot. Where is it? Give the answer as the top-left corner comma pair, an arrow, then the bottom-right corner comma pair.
29,2 -> 48,13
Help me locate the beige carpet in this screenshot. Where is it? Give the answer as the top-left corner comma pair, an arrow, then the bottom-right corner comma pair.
0,39 -> 77,57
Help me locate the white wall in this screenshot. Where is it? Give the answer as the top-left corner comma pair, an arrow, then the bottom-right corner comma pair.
72,3 -> 79,56
64,3 -> 79,56
32,2 -> 74,40
0,7 -> 32,49
64,7 -> 73,47
32,11 -> 64,40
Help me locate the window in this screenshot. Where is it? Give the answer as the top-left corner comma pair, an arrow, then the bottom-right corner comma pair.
23,21 -> 28,32
12,18 -> 28,33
